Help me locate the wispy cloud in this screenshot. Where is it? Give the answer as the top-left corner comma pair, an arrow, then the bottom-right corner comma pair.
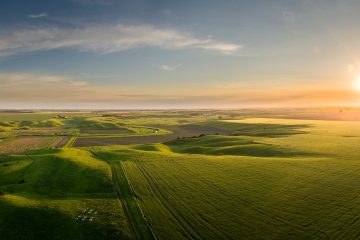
0,24 -> 242,58
0,73 -> 87,89
281,10 -> 298,34
28,12 -> 48,19
0,72 -> 357,109
281,10 -> 295,23
160,64 -> 181,71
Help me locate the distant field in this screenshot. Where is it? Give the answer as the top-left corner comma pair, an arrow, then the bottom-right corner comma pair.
73,124 -> 230,147
1,109 -> 360,240
52,136 -> 71,148
80,128 -> 134,134
89,118 -> 360,240
90,116 -> 360,240
0,113 -> 58,121
0,137 -> 58,155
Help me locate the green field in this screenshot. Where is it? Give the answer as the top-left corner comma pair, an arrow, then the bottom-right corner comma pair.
1,109 -> 360,239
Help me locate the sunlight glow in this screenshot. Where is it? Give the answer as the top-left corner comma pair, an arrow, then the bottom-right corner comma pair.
356,75 -> 360,92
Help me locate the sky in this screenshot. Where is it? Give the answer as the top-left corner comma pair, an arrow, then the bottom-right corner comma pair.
1,0 -> 360,109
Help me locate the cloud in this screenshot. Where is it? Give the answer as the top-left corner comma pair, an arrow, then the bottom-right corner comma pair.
281,10 -> 299,34
281,10 -> 295,23
28,12 -> 48,19
0,24 -> 242,58
160,64 -> 181,71
1,72 -> 358,109
0,73 -> 87,90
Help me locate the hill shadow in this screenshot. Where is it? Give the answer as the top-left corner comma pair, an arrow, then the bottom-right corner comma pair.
201,121 -> 312,138
0,201 -> 128,240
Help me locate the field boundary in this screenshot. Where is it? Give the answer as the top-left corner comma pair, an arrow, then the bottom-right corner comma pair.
132,157 -> 205,240
63,136 -> 77,148
120,161 -> 159,240
90,151 -> 155,240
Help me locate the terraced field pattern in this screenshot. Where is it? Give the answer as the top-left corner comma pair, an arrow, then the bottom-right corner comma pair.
1,109 -> 360,240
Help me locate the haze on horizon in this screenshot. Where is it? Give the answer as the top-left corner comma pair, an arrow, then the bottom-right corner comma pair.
1,0 -> 360,109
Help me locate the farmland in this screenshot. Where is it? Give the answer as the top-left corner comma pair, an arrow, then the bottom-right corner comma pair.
1,109 -> 360,239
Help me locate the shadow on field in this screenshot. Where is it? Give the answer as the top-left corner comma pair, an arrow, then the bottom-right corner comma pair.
165,135 -> 319,158
73,121 -> 312,147
73,124 -> 231,147
64,117 -> 129,132
0,201 -> 128,240
201,121 -> 311,138
0,151 -> 114,197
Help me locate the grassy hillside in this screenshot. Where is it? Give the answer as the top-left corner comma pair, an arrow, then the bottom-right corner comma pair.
2,111 -> 360,240
166,135 -> 317,157
0,148 -> 131,240
89,117 -> 360,240
104,150 -> 360,239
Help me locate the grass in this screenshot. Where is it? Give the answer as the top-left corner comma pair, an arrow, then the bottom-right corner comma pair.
111,148 -> 360,239
0,196 -> 130,240
166,135 -> 318,157
90,149 -> 155,240
1,148 -> 113,197
2,110 -> 360,239
64,136 -> 78,148
0,136 -> 59,155
98,117 -> 360,240
0,113 -> 58,121
0,148 -> 131,239
200,120 -> 310,137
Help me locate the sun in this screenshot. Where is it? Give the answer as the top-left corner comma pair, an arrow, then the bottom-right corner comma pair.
355,75 -> 360,92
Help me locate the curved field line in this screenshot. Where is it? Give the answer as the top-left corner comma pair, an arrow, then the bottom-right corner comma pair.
120,162 -> 159,240
331,217 -> 360,240
132,158 -> 205,240
110,162 -> 141,240
134,158 -> 234,240
329,196 -> 360,239
90,151 -> 155,240
165,156 -> 329,240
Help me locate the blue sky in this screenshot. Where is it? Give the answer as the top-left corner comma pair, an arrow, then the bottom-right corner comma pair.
1,0 -> 360,108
